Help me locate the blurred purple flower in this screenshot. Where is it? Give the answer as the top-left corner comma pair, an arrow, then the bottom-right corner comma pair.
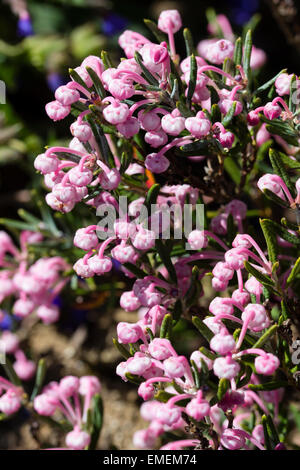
47,73 -> 67,92
17,15 -> 34,37
102,13 -> 128,37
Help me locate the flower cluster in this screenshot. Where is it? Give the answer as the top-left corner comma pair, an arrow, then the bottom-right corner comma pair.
25,7 -> 300,450
34,375 -> 101,450
0,230 -> 69,324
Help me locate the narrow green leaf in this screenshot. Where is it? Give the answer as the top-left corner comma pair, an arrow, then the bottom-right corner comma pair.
183,28 -> 194,57
112,338 -> 131,359
244,261 -> 275,289
269,148 -> 295,196
155,239 -> 177,283
243,29 -> 252,82
192,316 -> 214,342
248,381 -> 287,391
233,37 -> 242,66
260,218 -> 278,264
143,19 -> 167,43
88,394 -> 103,450
30,359 -> 46,401
217,378 -> 230,401
187,54 -> 197,105
134,51 -> 159,86
222,100 -> 237,127
287,257 -> 300,286
160,313 -> 173,339
252,325 -> 278,349
262,415 -> 272,450
2,358 -> 21,386
69,68 -> 90,91
253,69 -> 287,96
145,183 -> 160,213
100,50 -> 113,69
86,66 -> 106,99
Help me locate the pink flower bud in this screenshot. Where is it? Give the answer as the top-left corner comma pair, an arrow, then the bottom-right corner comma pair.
34,393 -> 57,416
46,193 -> 75,213
108,79 -> 135,100
180,55 -> 206,73
34,153 -> 59,174
211,277 -> 228,292
221,428 -> 245,450
73,258 -> 94,278
145,153 -> 170,174
133,429 -> 156,449
120,291 -> 141,311
245,276 -> 263,296
209,297 -> 234,315
187,230 -> 208,250
219,99 -> 243,115
263,102 -> 281,120
13,356 -> 36,381
132,227 -> 156,250
144,130 -> 168,148
87,255 -> 112,275
163,356 -> 187,378
117,116 -> 140,138
161,112 -> 185,136
213,355 -> 240,379
252,424 -> 264,445
59,376 -> 80,397
210,213 -> 228,235
210,329 -> 236,355
256,123 -> 271,146
232,234 -> 252,249
70,121 -> 92,142
0,389 -> 22,415
74,228 -> 98,250
36,304 -> 60,324
138,382 -> 155,400
156,404 -> 182,426
138,110 -> 161,132
186,392 -> 210,420
204,316 -> 222,334
257,174 -> 284,198
148,338 -> 173,360
99,167 -> 121,190
126,354 -> 152,376
242,303 -> 270,332
103,101 -> 129,125
231,289 -> 250,308
1,331 -> 19,353
247,110 -> 260,126
224,248 -> 248,270
139,43 -> 169,74
212,262 -> 234,281
255,353 -> 280,375
250,46 -> 266,69
185,113 -> 211,138
79,376 -> 101,395
65,428 -> 91,450
158,9 -> 182,34
117,322 -> 143,344
206,39 -> 234,64
13,298 -> 35,318
275,73 -> 293,96
52,183 -> 77,203
111,244 -> 137,264
55,85 -> 80,106
217,131 -> 235,148
45,100 -> 70,121
190,350 -> 213,370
